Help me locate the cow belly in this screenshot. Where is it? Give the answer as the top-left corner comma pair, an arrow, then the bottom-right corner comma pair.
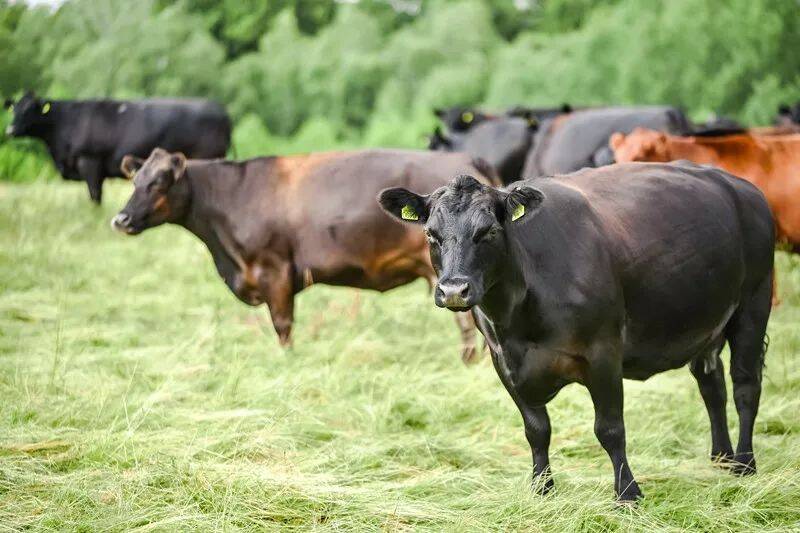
620,319 -> 731,381
621,347 -> 700,380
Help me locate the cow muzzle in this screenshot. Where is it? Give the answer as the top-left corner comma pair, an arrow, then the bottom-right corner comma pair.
111,212 -> 140,235
435,279 -> 473,311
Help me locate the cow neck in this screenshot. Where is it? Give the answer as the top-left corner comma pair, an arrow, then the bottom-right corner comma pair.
476,232 -> 530,328
179,162 -> 267,286
27,103 -> 68,146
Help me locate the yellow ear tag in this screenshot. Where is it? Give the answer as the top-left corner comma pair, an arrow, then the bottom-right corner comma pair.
42,103 -> 51,114
462,111 -> 474,123
401,205 -> 419,221
511,203 -> 525,221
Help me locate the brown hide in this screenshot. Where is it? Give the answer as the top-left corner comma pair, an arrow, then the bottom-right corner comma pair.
117,148 -> 494,361
611,128 -> 800,248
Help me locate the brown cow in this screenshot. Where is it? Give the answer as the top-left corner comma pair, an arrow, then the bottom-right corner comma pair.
111,148 -> 498,363
611,128 -> 800,251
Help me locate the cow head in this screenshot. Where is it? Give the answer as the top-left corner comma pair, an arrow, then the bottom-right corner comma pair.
433,106 -> 491,133
609,128 -> 670,163
427,126 -> 453,150
776,103 -> 800,126
5,91 -> 53,137
112,148 -> 189,235
379,175 -> 544,311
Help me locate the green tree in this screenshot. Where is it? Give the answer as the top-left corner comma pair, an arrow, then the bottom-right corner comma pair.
44,0 -> 225,99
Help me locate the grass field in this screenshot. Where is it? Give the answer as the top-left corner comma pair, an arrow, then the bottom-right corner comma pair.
1,180 -> 800,532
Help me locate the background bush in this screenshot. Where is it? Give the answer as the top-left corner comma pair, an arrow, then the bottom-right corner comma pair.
1,0 -> 799,181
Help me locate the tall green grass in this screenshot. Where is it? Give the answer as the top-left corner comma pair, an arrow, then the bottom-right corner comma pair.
1,181 -> 799,531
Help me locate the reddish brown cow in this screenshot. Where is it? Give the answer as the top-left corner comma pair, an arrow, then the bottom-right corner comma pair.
611,128 -> 800,251
111,148 -> 499,363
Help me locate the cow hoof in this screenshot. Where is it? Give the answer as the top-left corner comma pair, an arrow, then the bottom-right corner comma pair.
710,451 -> 736,469
730,455 -> 756,476
460,345 -> 482,365
531,475 -> 554,495
616,482 -> 643,504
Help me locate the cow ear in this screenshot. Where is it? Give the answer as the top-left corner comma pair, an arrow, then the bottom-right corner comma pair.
778,104 -> 791,115
609,132 -> 626,151
504,186 -> 544,224
120,155 -> 144,179
378,187 -> 430,224
430,126 -> 451,147
170,152 -> 187,180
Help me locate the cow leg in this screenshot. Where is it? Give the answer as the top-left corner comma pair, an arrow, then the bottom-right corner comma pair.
77,156 -> 105,204
521,404 -> 554,494
725,274 -> 772,476
488,345 -> 556,494
689,353 -> 734,464
453,311 -> 481,365
262,265 -> 296,348
265,292 -> 294,348
586,358 -> 642,502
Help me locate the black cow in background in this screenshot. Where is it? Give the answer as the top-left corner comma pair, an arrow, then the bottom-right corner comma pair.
522,106 -> 691,176
428,105 -> 573,185
776,102 -> 800,126
429,105 -> 695,182
433,107 -> 494,133
4,91 -> 231,203
429,118 -> 534,185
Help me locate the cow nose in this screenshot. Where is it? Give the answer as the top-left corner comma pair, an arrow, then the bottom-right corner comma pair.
436,280 -> 471,309
111,212 -> 131,231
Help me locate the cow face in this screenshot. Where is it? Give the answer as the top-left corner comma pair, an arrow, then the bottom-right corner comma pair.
433,107 -> 491,133
379,175 -> 544,311
427,126 -> 453,150
112,148 -> 189,235
776,103 -> 800,126
5,92 -> 52,137
609,128 -> 670,163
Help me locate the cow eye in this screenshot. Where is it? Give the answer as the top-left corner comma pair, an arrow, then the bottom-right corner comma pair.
473,225 -> 498,243
424,228 -> 441,244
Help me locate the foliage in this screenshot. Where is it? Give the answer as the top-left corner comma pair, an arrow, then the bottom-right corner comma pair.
1,0 -> 799,181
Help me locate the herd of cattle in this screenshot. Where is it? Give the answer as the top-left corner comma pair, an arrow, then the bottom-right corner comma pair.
4,91 -> 799,502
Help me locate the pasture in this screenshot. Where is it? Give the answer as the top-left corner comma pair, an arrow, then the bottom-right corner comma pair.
0,180 -> 799,531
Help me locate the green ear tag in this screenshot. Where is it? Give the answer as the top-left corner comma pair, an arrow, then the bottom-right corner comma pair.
462,111 -> 474,123
42,103 -> 51,114
511,203 -> 525,221
401,205 -> 419,221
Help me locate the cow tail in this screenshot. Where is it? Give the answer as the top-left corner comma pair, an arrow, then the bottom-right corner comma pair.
471,157 -> 502,187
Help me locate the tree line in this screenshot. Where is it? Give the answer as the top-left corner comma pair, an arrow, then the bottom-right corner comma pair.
1,0 -> 799,180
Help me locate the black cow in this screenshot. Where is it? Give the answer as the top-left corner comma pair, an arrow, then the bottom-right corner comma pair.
522,106 -> 691,176
428,105 -> 574,185
433,104 -> 572,134
429,117 -> 535,185
776,102 -> 800,126
4,91 -> 231,203
379,163 -> 774,501
433,107 -> 494,133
